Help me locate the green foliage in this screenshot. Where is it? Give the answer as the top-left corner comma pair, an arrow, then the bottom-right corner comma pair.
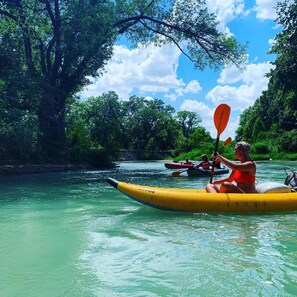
120,96 -> 179,152
66,102 -> 92,162
0,0 -> 246,163
173,133 -> 190,155
278,129 -> 297,153
252,118 -> 266,142
65,93 -> 181,163
0,108 -> 39,164
272,153 -> 297,161
176,138 -> 235,162
236,1 -> 297,155
174,126 -> 212,155
252,142 -> 270,154
269,1 -> 297,93
176,111 -> 202,138
85,146 -> 115,168
85,92 -> 122,154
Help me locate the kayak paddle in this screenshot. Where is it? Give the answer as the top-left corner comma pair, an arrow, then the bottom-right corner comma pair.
172,168 -> 190,176
224,136 -> 232,146
210,104 -> 231,183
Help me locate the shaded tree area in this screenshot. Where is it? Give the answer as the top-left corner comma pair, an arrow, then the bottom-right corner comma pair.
236,0 -> 297,156
66,92 -> 209,165
0,0 -> 246,164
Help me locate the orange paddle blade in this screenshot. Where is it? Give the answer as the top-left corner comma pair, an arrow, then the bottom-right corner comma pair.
214,104 -> 231,137
224,137 -> 232,146
172,171 -> 182,176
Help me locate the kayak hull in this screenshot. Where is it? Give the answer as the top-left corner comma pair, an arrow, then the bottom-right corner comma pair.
164,162 -> 194,169
187,167 -> 229,176
107,178 -> 297,213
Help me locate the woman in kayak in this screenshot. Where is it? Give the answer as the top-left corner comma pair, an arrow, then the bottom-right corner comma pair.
185,158 -> 193,165
197,154 -> 211,170
205,141 -> 257,193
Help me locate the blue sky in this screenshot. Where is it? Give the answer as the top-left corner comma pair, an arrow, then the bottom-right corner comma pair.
80,0 -> 285,141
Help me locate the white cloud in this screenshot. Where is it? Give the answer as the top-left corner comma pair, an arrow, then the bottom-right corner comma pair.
205,0 -> 290,23
254,0 -> 278,20
206,0 -> 245,30
206,62 -> 274,110
268,38 -> 276,51
180,100 -> 213,116
172,80 -> 202,99
80,44 -> 184,100
253,0 -> 294,20
184,80 -> 202,94
179,99 -> 236,139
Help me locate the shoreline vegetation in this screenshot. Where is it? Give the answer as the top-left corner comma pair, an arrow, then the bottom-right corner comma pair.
1,152 -> 297,176
0,163 -> 119,176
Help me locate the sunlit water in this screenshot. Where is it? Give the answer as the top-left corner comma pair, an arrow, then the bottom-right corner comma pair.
1,161 -> 297,297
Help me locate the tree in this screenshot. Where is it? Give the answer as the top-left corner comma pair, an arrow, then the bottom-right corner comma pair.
121,96 -> 179,152
65,100 -> 92,163
235,0 -> 297,153
1,0 -> 116,160
84,92 -> 122,157
252,117 -> 266,142
269,0 -> 297,94
176,111 -> 202,138
0,0 -> 246,161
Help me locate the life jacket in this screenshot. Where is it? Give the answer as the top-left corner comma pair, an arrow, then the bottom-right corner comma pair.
200,161 -> 210,170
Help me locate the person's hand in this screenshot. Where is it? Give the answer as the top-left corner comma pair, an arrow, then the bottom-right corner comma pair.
213,153 -> 221,162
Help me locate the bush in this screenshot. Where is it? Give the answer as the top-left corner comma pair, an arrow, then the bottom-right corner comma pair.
252,142 -> 270,154
278,130 -> 297,153
85,146 -> 114,168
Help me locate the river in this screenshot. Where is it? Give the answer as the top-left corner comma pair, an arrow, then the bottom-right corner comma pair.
0,160 -> 297,296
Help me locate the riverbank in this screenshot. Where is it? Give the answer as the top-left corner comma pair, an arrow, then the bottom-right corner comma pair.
0,163 -> 119,175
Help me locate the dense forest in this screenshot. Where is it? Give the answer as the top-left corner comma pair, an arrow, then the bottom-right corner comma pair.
235,1 -> 297,158
0,0 -> 296,168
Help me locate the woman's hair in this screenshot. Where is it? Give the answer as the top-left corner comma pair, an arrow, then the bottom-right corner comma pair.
201,154 -> 209,161
235,141 -> 251,153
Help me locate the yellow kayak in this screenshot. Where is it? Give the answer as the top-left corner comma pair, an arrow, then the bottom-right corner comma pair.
107,178 -> 297,213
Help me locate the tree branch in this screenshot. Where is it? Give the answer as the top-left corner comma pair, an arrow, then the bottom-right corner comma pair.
44,0 -> 62,82
138,20 -> 195,63
0,9 -> 18,21
15,0 -> 35,72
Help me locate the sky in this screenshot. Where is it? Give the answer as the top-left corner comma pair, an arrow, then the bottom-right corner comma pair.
80,0 -> 285,141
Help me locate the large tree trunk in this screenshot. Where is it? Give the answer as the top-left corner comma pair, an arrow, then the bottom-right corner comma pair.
38,92 -> 67,162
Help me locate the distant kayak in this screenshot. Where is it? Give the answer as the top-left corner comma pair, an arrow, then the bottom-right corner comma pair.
187,167 -> 229,177
164,162 -> 195,169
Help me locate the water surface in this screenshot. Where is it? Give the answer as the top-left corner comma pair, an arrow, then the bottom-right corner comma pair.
1,161 -> 297,296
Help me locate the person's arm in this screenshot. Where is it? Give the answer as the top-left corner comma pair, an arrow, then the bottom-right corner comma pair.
212,170 -> 235,184
196,161 -> 202,167
215,153 -> 254,172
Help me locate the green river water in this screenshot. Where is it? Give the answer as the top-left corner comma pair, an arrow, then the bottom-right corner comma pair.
1,160 -> 297,297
